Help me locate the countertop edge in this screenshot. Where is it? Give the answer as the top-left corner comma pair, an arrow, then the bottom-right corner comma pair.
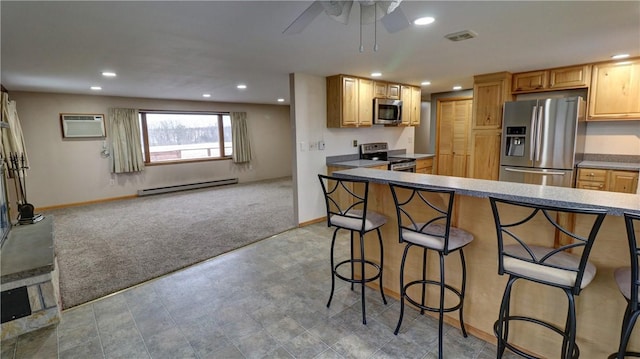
332,168 -> 640,216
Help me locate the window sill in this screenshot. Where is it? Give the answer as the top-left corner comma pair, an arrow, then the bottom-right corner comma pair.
145,157 -> 232,166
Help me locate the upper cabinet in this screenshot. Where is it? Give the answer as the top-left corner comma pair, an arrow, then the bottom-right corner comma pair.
512,65 -> 591,94
588,58 -> 640,120
400,85 -> 422,126
373,82 -> 400,99
328,74 -> 420,128
472,72 -> 513,130
327,75 -> 364,128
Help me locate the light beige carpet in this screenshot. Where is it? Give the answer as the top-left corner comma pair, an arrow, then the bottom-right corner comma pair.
49,177 -> 295,309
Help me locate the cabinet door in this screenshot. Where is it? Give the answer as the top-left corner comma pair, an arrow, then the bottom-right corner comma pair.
473,81 -> 503,129
400,85 -> 412,125
549,65 -> 590,89
416,158 -> 433,174
588,59 -> 640,120
342,77 -> 359,126
358,78 -> 373,126
469,129 -> 501,180
512,71 -> 548,92
608,170 -> 639,193
410,87 -> 422,126
373,82 -> 387,98
576,181 -> 606,191
387,84 -> 400,99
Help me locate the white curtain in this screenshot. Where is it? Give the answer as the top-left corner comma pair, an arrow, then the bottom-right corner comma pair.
1,92 -> 28,168
231,112 -> 252,164
108,108 -> 145,173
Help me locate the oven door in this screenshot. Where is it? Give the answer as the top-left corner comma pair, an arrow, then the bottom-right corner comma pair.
389,161 -> 416,172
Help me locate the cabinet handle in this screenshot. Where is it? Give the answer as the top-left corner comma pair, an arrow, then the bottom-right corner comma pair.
599,184 -> 604,188
589,172 -> 595,177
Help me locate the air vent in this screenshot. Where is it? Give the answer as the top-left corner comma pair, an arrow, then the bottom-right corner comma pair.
445,30 -> 478,42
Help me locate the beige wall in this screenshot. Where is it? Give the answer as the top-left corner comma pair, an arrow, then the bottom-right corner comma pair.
8,91 -> 292,208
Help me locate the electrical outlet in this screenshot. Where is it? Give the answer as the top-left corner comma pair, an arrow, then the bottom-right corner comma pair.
318,140 -> 325,150
353,140 -> 358,147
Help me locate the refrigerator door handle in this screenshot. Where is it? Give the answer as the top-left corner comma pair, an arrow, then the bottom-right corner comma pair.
530,105 -> 537,161
504,167 -> 567,176
535,105 -> 544,162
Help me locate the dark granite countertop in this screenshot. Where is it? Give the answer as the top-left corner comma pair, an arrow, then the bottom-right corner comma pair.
332,168 -> 640,216
577,161 -> 640,171
1,216 -> 54,283
388,153 -> 435,160
328,159 -> 389,169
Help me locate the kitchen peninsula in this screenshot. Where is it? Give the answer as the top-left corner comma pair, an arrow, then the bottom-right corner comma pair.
332,168 -> 639,358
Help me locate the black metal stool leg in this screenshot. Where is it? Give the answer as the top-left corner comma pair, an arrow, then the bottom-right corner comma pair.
376,228 -> 387,305
496,276 -> 517,358
350,231 -> 355,291
360,232 -> 367,324
327,228 -> 339,308
618,307 -> 640,359
394,244 -> 411,335
437,252 -> 445,359
563,289 -> 577,359
421,247 -> 427,315
459,249 -> 468,338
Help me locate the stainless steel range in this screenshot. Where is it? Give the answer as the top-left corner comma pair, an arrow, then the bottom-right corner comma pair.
359,142 -> 416,172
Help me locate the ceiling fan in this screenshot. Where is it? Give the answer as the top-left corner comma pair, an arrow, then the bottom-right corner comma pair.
283,1 -> 411,51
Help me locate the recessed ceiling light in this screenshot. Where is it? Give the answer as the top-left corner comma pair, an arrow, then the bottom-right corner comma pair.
421,81 -> 431,86
371,72 -> 382,77
101,71 -> 117,77
277,98 -> 285,102
237,84 -> 247,89
612,54 -> 630,59
453,85 -> 462,90
414,17 -> 435,26
90,86 -> 102,91
202,94 -> 211,98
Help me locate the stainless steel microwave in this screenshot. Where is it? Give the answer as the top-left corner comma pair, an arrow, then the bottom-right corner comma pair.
373,98 -> 402,125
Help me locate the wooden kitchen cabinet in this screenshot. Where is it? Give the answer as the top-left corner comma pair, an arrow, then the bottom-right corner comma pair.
400,85 -> 422,126
415,157 -> 433,174
588,58 -> 640,120
436,98 -> 472,177
472,72 -> 512,129
468,129 -> 501,180
608,170 -> 639,193
576,168 -> 638,193
387,84 -> 400,99
357,78 -> 374,126
512,65 -> 590,94
469,72 -> 512,180
327,75 -> 373,128
512,70 -> 547,92
373,82 -> 400,99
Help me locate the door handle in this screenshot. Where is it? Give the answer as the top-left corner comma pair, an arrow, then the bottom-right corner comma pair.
536,105 -> 543,162
504,167 -> 566,176
530,106 -> 537,161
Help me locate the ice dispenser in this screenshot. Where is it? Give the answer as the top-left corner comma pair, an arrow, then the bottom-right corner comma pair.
505,126 -> 526,157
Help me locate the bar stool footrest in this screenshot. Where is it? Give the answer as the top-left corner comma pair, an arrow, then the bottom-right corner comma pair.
494,316 -> 579,359
403,279 -> 463,313
334,259 -> 382,284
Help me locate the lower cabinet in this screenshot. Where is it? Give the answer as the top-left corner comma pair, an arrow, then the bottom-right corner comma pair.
468,129 -> 501,180
576,168 -> 638,193
415,158 -> 434,174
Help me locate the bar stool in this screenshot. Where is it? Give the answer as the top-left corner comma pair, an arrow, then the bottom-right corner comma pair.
389,182 -> 473,359
318,174 -> 387,325
609,212 -> 640,359
489,197 -> 607,359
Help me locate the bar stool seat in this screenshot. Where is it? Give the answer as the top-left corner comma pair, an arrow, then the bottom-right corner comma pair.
318,174 -> 388,325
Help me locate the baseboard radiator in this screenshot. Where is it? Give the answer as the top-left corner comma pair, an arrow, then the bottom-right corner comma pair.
137,178 -> 239,196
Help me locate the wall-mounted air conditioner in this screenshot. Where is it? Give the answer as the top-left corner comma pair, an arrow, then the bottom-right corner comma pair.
60,114 -> 106,138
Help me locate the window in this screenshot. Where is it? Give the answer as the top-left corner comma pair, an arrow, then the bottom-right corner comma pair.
139,111 -> 232,164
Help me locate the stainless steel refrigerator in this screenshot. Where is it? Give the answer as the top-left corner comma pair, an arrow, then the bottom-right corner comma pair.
499,96 -> 586,187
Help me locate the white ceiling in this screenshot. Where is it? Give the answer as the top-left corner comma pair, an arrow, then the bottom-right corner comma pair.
1,1 -> 639,105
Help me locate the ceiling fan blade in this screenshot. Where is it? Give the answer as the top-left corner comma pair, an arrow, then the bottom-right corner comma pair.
283,1 -> 325,34
381,6 -> 410,33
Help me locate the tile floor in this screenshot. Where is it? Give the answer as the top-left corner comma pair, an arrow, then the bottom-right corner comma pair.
1,224 -> 515,359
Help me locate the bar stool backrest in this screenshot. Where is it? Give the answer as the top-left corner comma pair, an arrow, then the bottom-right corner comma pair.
389,182 -> 455,254
489,197 -> 607,295
625,212 -> 640,309
318,174 -> 370,233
